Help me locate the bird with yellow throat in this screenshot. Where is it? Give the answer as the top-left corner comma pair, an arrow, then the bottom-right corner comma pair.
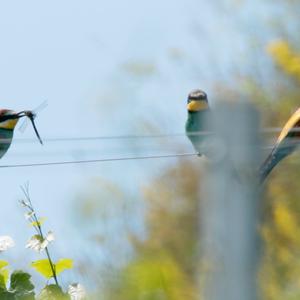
185,89 -> 210,156
0,109 -> 42,159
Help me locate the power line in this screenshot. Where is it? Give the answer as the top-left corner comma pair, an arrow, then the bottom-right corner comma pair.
0,132 -> 209,144
0,143 -> 299,168
1,127 -> 300,144
0,153 -> 197,168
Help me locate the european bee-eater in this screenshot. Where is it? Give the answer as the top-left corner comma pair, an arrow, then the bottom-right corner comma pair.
260,108 -> 300,183
0,109 -> 42,159
185,89 -> 210,156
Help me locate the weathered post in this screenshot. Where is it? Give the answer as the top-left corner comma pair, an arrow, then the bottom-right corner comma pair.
200,102 -> 261,300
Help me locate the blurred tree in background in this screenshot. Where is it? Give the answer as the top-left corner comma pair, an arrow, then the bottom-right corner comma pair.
258,39 -> 300,300
244,2 -> 300,299
74,1 -> 300,299
83,160 -> 204,300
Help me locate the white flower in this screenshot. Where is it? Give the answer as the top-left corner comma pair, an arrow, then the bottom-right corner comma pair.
0,236 -> 15,252
26,231 -> 54,252
26,235 -> 43,252
40,231 -> 55,249
68,283 -> 86,300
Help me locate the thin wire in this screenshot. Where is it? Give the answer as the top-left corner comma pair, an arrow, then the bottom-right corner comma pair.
1,127 -> 300,144
0,153 -> 197,168
0,132 -> 210,144
262,127 -> 300,133
0,133 -> 166,144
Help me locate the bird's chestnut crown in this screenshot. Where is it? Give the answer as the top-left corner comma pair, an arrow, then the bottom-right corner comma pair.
188,89 -> 207,102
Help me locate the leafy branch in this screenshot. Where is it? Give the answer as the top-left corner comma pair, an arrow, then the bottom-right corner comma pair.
0,184 -> 86,299
21,184 -> 59,285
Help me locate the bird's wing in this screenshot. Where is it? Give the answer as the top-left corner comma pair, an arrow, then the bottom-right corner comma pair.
260,108 -> 300,184
277,108 -> 300,143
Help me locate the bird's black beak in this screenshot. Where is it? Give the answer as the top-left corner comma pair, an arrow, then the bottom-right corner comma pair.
16,110 -> 35,119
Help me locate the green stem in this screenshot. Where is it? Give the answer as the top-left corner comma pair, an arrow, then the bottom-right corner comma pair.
45,247 -> 59,286
36,222 -> 59,286
33,213 -> 59,286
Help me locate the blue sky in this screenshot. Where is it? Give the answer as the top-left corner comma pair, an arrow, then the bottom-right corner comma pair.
0,0 -> 284,290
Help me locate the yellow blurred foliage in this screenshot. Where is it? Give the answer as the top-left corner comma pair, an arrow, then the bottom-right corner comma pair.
267,40 -> 300,81
273,201 -> 299,243
260,157 -> 300,300
117,253 -> 196,300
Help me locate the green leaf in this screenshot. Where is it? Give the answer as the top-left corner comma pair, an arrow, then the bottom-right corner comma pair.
9,270 -> 35,299
31,258 -> 73,279
0,261 -> 9,289
0,269 -> 9,289
0,289 -> 14,299
55,259 -> 73,275
31,259 -> 53,279
0,260 -> 8,269
38,284 -> 69,300
0,270 -> 35,299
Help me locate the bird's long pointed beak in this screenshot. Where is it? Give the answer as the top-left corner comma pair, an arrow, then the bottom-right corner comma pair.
16,110 -> 32,118
187,100 -> 208,112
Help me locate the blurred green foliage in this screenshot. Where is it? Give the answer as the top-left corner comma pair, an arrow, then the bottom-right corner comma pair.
99,160 -> 202,300
258,15 -> 300,299
75,1 -> 300,299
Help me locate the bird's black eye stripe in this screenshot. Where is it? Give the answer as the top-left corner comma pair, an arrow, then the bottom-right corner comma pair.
188,96 -> 206,101
0,114 -> 19,122
187,96 -> 208,103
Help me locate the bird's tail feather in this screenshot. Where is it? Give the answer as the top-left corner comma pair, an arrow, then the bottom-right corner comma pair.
259,145 -> 296,184
259,152 -> 277,184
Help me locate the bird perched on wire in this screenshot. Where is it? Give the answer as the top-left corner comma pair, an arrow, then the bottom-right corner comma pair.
0,109 -> 43,159
185,89 -> 210,156
260,108 -> 300,183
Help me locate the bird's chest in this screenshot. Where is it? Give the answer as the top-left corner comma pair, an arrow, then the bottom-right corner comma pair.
185,113 -> 206,132
0,129 -> 14,159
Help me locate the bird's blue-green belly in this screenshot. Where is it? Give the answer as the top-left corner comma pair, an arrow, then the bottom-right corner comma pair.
185,111 -> 208,153
0,129 -> 14,159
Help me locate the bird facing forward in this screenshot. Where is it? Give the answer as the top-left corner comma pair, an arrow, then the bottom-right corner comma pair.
185,89 -> 210,156
0,109 -> 42,159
